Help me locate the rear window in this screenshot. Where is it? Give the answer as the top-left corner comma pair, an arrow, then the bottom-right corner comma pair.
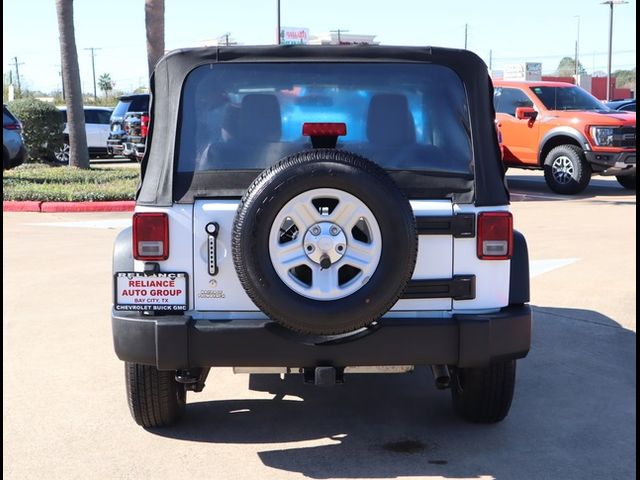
530,86 -> 606,111
3,107 -> 18,125
177,63 -> 472,174
129,96 -> 149,112
112,100 -> 131,118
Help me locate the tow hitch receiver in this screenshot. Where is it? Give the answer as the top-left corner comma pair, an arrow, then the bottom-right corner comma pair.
304,366 -> 344,386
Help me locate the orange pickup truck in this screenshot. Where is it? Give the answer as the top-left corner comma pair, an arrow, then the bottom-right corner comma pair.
493,80 -> 636,194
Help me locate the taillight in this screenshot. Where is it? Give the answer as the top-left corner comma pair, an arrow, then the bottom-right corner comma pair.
141,114 -> 149,138
4,122 -> 21,131
132,213 -> 169,260
477,212 -> 513,260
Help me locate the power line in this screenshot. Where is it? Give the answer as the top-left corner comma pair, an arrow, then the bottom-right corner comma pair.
84,47 -> 101,101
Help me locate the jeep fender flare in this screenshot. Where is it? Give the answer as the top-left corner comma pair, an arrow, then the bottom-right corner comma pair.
538,127 -> 591,165
113,227 -> 134,274
509,230 -> 530,305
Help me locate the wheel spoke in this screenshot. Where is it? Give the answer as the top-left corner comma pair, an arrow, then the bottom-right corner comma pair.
330,200 -> 361,229
274,240 -> 306,265
311,264 -> 339,294
288,201 -> 318,230
342,240 -> 377,268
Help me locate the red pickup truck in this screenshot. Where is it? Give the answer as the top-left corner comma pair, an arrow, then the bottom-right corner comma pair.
493,80 -> 636,194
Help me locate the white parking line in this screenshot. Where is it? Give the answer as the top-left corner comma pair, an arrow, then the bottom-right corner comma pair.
510,191 -> 566,201
530,258 -> 580,278
26,219 -> 131,230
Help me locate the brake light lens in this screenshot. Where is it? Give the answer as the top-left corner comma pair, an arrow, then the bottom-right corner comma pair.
133,213 -> 169,260
4,122 -> 21,131
302,122 -> 347,137
140,114 -> 149,138
477,212 -> 513,260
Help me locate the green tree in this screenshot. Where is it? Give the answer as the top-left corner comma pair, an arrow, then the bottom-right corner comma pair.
55,0 -> 89,169
555,57 -> 586,76
98,73 -> 113,98
614,68 -> 636,90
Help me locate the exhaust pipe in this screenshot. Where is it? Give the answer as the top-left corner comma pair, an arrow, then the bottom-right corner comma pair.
430,365 -> 451,390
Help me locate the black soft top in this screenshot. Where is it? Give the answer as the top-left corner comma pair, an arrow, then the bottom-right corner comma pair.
138,45 -> 508,206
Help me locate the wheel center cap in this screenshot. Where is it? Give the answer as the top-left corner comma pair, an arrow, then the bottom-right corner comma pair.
303,222 -> 347,266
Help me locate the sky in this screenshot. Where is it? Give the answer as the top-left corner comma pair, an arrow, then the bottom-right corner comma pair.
3,0 -> 637,95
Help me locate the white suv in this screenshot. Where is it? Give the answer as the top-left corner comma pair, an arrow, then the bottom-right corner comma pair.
54,106 -> 112,163
112,45 -> 532,428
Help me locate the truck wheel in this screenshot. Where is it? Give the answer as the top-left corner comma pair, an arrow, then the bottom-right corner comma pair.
53,142 -> 70,165
232,149 -> 417,335
543,145 -> 591,194
450,360 -> 516,423
616,175 -> 636,190
125,362 -> 186,427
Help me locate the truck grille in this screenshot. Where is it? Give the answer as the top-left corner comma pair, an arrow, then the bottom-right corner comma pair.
614,127 -> 636,148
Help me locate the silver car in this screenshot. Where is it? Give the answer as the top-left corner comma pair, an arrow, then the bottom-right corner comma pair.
3,105 -> 26,169
54,106 -> 113,164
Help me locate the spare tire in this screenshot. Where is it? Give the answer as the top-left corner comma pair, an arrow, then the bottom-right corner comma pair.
232,149 -> 417,335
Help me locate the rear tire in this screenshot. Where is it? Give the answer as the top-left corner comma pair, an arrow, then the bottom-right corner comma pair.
125,362 -> 186,427
450,360 -> 516,423
616,174 -> 636,190
53,142 -> 70,165
543,145 -> 591,194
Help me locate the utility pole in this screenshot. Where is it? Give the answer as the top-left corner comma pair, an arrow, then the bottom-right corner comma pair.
56,64 -> 65,100
464,24 -> 468,49
12,56 -> 24,94
574,16 -> 580,79
276,0 -> 281,44
601,1 -> 628,101
330,29 -> 349,45
84,47 -> 101,102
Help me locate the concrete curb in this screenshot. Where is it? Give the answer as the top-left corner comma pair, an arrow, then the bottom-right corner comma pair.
3,201 -> 135,213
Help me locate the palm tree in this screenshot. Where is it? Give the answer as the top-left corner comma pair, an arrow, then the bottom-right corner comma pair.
98,73 -> 113,98
145,0 -> 165,80
55,0 -> 89,168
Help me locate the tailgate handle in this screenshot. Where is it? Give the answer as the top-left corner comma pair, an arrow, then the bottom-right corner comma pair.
205,222 -> 219,276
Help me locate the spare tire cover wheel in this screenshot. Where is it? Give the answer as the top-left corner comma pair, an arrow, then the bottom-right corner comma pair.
232,149 -> 417,335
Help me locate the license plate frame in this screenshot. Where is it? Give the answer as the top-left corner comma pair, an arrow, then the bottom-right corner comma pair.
114,272 -> 188,312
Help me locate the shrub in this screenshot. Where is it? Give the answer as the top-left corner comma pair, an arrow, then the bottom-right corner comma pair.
7,98 -> 64,162
3,164 -> 139,201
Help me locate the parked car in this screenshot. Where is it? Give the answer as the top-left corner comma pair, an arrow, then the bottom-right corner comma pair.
54,106 -> 113,164
606,99 -> 636,112
3,104 -> 26,169
494,81 -> 636,193
107,94 -> 149,161
112,45 -> 532,428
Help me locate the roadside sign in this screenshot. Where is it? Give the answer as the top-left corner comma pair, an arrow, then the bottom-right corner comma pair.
280,27 -> 310,45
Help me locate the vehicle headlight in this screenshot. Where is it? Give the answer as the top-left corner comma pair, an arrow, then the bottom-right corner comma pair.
589,126 -> 615,146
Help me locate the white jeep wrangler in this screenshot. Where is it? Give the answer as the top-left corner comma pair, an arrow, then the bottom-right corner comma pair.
112,45 -> 532,427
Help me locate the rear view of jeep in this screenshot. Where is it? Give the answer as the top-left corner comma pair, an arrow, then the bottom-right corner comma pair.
112,46 -> 532,428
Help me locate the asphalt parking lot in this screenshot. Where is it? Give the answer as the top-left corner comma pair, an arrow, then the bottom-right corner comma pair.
3,171 -> 636,480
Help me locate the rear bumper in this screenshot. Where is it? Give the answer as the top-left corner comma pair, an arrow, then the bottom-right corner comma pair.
4,144 -> 26,169
585,150 -> 636,176
112,305 -> 532,370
